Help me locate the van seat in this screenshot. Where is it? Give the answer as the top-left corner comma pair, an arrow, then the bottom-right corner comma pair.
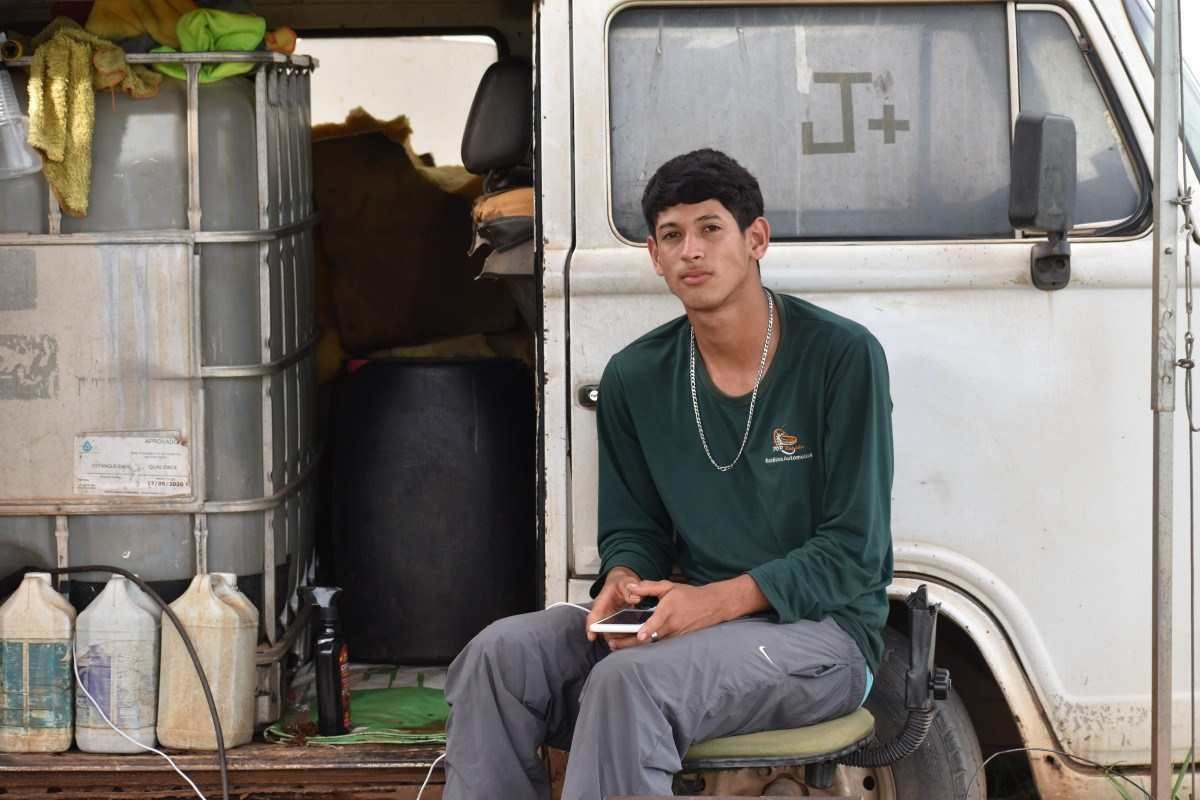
461,58 -> 532,192
462,57 -> 536,324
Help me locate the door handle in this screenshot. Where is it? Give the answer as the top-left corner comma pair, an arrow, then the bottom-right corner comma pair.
578,384 -> 600,409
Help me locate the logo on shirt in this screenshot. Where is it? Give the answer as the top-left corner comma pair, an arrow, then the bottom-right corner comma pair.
771,428 -> 803,455
766,427 -> 813,464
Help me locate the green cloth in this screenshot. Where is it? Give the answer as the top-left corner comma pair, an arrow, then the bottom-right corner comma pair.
590,292 -> 894,672
152,9 -> 265,83
264,687 -> 449,746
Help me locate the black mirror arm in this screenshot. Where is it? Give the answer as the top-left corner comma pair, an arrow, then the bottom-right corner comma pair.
1030,229 -> 1072,291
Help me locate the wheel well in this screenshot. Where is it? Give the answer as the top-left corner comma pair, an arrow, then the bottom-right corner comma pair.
886,600 -> 1038,798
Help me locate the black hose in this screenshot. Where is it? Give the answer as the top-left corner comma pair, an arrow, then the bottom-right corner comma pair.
14,565 -> 230,800
839,707 -> 936,768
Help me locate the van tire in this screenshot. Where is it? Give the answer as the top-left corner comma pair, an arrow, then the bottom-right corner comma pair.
861,625 -> 986,800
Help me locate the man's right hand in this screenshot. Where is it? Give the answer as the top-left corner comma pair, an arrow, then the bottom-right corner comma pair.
585,566 -> 642,642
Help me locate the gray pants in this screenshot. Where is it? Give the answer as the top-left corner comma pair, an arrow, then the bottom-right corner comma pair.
443,604 -> 867,800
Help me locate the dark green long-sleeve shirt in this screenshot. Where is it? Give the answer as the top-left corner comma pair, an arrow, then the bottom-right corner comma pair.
590,292 -> 894,671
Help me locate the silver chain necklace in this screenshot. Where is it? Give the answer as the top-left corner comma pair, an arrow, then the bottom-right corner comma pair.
689,288 -> 775,472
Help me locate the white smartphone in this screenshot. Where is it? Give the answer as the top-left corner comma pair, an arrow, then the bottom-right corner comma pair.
588,607 -> 655,634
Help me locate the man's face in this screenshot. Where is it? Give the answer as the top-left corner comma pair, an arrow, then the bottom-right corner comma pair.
646,199 -> 770,312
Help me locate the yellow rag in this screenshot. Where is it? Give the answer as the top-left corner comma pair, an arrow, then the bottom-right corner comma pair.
85,0 -> 198,50
27,19 -> 163,217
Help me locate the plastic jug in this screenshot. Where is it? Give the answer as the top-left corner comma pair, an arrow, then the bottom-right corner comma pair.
127,578 -> 163,622
0,62 -> 42,180
31,572 -> 76,619
211,573 -> 260,715
0,572 -> 75,752
75,575 -> 160,752
212,573 -> 260,625
157,574 -> 257,749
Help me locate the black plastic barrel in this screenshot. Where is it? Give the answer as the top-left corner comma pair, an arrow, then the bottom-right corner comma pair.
331,359 -> 537,664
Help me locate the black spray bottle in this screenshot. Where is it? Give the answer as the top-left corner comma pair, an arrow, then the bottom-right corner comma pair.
304,586 -> 352,735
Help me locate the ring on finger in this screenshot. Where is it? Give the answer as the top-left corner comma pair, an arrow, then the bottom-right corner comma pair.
650,631 -> 659,643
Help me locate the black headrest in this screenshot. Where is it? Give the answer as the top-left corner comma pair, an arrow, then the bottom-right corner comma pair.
461,58 -> 532,174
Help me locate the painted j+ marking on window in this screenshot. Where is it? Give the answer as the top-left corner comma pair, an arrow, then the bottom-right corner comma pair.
802,72 -> 871,155
868,104 -> 910,144
801,72 -> 910,155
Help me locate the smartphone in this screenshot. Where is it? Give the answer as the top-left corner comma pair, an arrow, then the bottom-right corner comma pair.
588,607 -> 655,634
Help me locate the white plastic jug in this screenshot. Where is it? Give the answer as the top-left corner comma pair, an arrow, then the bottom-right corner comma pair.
212,573 -> 259,624
31,572 -> 76,618
127,578 -> 163,621
0,63 -> 42,180
211,573 -> 264,724
75,574 -> 160,752
157,574 -> 257,749
0,572 -> 75,752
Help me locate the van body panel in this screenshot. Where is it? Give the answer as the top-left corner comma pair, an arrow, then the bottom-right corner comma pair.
539,0 -> 576,605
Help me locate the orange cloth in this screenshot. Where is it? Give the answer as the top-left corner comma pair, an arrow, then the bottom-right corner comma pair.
265,26 -> 296,55
473,187 -> 534,223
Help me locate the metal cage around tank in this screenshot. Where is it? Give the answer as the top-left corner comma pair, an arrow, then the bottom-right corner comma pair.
0,52 -> 319,652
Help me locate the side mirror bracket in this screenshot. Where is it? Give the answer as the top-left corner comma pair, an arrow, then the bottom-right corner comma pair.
1031,230 -> 1071,291
1009,112 -> 1077,291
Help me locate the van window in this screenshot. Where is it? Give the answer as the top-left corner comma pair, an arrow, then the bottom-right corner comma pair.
608,5 -> 1012,241
1016,10 -> 1140,226
297,35 -> 497,166
607,4 -> 1143,242
1122,0 -> 1200,178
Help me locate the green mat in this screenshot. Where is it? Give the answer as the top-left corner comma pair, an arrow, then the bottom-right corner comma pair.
265,686 -> 449,746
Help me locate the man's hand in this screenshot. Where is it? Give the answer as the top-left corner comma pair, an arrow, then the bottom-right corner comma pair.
606,574 -> 770,651
586,566 -> 642,643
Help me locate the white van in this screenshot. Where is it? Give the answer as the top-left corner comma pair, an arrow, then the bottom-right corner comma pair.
549,0 -> 1194,797
0,0 -> 1195,797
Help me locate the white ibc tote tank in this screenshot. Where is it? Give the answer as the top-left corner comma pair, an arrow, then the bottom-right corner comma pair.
157,574 -> 257,750
74,574 -> 160,752
0,572 -> 75,752
0,57 -> 320,642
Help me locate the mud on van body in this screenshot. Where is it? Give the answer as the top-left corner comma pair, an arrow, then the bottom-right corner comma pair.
0,0 -> 1196,797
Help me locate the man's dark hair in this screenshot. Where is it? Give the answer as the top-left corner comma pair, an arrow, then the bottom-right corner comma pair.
641,149 -> 764,236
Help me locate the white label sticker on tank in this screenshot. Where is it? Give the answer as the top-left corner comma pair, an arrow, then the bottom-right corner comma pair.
74,432 -> 191,497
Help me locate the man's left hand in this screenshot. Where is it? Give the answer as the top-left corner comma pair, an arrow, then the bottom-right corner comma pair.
605,575 -> 770,651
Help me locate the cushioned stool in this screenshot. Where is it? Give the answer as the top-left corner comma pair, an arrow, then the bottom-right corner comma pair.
684,708 -> 876,788
679,586 -> 949,792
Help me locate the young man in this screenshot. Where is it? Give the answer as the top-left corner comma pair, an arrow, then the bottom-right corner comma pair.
443,149 -> 893,800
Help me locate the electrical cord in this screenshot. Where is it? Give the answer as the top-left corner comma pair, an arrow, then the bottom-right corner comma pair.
546,601 -> 591,613
839,708 -> 935,768
14,565 -> 231,800
11,589 -> 587,800
415,751 -> 447,800
962,746 -> 1154,800
409,603 -> 590,798
72,647 -> 209,800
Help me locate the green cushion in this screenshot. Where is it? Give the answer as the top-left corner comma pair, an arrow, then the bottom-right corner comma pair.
683,708 -> 875,762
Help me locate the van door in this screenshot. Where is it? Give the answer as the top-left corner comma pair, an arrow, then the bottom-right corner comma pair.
560,0 -> 1184,768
